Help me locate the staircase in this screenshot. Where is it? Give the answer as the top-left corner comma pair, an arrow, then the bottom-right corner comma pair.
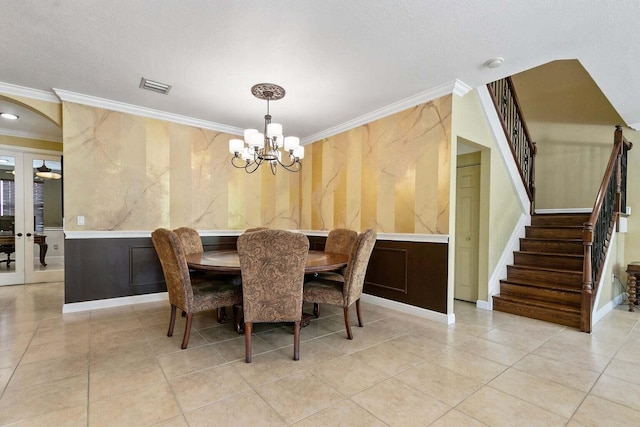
493,213 -> 591,329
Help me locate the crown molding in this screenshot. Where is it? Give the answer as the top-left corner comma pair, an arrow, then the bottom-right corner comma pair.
452,79 -> 473,97
628,122 -> 640,131
53,89 -> 243,135
301,79 -> 472,144
0,81 -> 60,103
0,128 -> 62,143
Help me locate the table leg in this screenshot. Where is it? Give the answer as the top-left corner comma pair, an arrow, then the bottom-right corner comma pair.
629,274 -> 637,312
38,243 -> 48,267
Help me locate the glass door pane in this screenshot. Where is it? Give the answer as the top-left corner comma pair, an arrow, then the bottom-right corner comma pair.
24,154 -> 63,283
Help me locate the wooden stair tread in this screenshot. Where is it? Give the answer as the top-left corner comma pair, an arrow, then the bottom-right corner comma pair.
509,264 -> 582,275
515,251 -> 584,259
528,225 -> 584,229
499,279 -> 582,293
494,294 -> 581,314
521,237 -> 582,242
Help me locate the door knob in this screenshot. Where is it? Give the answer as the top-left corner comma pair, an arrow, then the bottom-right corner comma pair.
26,233 -> 32,237
465,236 -> 471,241
16,233 -> 22,237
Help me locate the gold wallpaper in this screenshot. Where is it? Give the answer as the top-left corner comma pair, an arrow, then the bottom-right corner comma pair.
301,96 -> 452,234
62,102 -> 299,231
63,96 -> 451,234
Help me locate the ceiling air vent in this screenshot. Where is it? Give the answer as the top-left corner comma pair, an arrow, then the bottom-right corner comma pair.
139,77 -> 171,95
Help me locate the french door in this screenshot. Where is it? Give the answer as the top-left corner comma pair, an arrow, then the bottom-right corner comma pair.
0,149 -> 63,285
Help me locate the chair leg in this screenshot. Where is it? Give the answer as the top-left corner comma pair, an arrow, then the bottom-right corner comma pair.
216,307 -> 227,323
181,313 -> 193,349
313,303 -> 320,318
343,307 -> 353,340
168,305 -> 177,337
293,320 -> 300,361
355,298 -> 363,327
233,304 -> 244,334
244,322 -> 253,363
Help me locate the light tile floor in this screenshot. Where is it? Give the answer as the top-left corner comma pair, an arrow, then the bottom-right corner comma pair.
0,282 -> 639,426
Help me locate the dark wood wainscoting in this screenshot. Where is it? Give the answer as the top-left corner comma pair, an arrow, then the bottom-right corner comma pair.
310,237 -> 448,313
64,235 -> 237,304
66,235 -> 448,314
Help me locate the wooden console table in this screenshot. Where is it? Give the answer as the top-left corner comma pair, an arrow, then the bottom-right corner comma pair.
628,262 -> 640,312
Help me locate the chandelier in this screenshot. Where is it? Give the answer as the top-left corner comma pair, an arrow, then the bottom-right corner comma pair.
229,83 -> 304,175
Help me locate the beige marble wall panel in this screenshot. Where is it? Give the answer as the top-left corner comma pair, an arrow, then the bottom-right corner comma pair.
168,124 -> 191,228
311,141 -> 328,229
97,113 -> 153,230
63,102 -> 293,232
299,144 -> 313,229
373,118 -> 397,233
303,95 -> 452,234
62,103 -> 94,229
332,132 -> 349,229
345,128 -> 363,230
175,126 -> 231,229
360,123 -> 377,231
146,120 -> 170,228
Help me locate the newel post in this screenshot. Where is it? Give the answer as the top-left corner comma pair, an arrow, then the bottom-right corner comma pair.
581,222 -> 593,333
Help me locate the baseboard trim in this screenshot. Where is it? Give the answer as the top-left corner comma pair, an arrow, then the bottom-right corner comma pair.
476,300 -> 491,310
63,292 -> 168,313
593,292 -> 626,325
361,293 -> 454,324
486,212 -> 530,307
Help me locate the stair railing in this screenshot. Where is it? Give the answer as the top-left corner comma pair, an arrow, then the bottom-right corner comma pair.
581,126 -> 633,332
487,77 -> 537,213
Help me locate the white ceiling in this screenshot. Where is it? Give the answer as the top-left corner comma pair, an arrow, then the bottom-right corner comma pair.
1,1 -> 639,143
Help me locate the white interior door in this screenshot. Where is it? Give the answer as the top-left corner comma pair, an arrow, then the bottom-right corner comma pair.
0,151 -> 25,285
455,164 -> 480,302
24,153 -> 64,284
0,150 -> 63,286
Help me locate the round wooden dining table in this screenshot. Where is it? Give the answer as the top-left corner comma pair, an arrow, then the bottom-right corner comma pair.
185,249 -> 349,332
185,249 -> 349,274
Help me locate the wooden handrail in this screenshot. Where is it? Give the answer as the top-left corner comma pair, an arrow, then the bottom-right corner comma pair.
581,126 -> 632,332
487,77 -> 537,213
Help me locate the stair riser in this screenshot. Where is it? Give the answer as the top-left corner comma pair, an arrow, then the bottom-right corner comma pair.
493,297 -> 581,328
526,227 -> 583,239
507,266 -> 582,288
499,282 -> 581,307
520,239 -> 584,255
514,252 -> 583,271
531,215 -> 591,227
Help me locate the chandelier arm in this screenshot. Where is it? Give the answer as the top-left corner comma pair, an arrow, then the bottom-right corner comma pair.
245,160 -> 261,174
231,155 -> 250,169
277,153 -> 298,168
278,158 -> 302,172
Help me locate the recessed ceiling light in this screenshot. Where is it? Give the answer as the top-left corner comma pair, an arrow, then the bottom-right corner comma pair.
0,112 -> 19,120
485,57 -> 504,69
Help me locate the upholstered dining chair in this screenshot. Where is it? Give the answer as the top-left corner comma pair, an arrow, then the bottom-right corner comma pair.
174,227 -> 203,255
151,228 -> 242,349
312,228 -> 358,317
174,226 -> 233,323
303,229 -> 376,340
237,229 -> 309,362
